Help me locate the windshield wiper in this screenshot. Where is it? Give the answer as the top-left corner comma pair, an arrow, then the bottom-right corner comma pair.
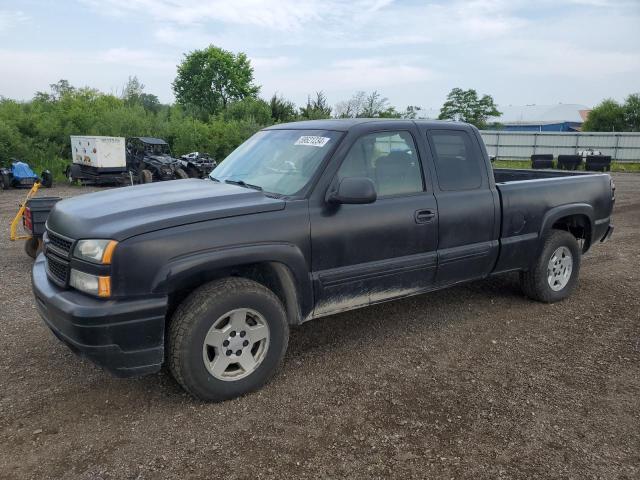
209,176 -> 221,182
224,179 -> 263,191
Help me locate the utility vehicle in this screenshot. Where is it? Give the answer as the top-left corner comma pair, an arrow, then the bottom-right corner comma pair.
126,137 -> 188,182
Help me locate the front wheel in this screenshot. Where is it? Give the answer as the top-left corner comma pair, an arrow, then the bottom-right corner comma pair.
520,230 -> 581,303
24,237 -> 41,259
185,166 -> 200,178
169,278 -> 289,401
175,167 -> 189,179
140,169 -> 153,183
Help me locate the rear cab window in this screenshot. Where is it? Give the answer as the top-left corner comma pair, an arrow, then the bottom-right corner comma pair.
428,130 -> 483,191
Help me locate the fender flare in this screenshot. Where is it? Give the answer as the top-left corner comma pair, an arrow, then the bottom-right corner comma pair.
539,203 -> 594,251
151,243 -> 313,323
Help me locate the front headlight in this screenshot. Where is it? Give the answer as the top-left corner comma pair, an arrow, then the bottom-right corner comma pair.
74,239 -> 118,264
70,269 -> 111,297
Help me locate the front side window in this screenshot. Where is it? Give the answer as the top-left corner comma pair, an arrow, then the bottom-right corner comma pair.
429,130 -> 482,190
337,131 -> 423,197
210,129 -> 342,196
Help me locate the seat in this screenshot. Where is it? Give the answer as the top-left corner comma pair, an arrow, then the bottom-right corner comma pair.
375,151 -> 420,196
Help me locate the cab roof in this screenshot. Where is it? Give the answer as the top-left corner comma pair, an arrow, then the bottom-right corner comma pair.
265,118 -> 471,132
132,137 -> 168,145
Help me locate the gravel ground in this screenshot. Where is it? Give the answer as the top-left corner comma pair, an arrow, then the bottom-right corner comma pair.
0,176 -> 638,480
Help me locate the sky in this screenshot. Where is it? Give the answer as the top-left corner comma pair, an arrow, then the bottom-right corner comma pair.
0,0 -> 639,112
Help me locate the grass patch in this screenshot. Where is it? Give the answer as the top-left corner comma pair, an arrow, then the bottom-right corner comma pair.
493,159 -> 640,173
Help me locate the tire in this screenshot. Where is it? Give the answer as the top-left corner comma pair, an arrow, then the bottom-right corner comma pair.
41,170 -> 53,188
66,167 -> 74,184
186,166 -> 200,178
24,237 -> 41,259
520,230 -> 581,303
175,168 -> 189,179
140,169 -> 153,183
169,277 -> 289,401
1,173 -> 10,190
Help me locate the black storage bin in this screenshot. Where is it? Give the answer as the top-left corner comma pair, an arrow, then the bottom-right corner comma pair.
585,155 -> 612,172
24,196 -> 61,236
557,155 -> 583,170
531,154 -> 554,169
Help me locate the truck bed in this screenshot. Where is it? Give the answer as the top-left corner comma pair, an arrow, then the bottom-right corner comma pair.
492,168 -> 614,273
493,168 -> 597,183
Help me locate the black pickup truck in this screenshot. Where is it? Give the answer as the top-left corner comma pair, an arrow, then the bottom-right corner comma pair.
33,119 -> 614,401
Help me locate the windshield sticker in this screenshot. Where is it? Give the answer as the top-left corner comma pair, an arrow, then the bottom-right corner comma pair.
294,136 -> 331,148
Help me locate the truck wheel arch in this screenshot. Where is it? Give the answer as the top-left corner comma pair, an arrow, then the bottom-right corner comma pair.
154,244 -> 312,325
540,204 -> 594,253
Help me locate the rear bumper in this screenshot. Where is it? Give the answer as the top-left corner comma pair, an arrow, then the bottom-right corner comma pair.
32,255 -> 167,377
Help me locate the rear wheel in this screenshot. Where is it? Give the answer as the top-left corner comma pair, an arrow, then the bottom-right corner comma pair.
175,168 -> 189,179
66,167 -> 74,184
520,230 -> 581,303
140,169 -> 153,183
1,173 -> 10,190
169,278 -> 289,401
186,166 -> 200,178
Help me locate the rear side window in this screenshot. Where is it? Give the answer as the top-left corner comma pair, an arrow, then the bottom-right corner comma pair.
429,130 -> 482,190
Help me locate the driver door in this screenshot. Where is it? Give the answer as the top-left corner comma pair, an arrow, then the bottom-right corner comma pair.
309,129 -> 439,317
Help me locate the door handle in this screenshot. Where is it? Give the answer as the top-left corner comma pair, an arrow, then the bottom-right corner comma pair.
415,209 -> 436,224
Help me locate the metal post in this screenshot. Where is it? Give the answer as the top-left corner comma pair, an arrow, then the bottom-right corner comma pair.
613,134 -> 620,161
533,131 -> 538,155
496,131 -> 500,159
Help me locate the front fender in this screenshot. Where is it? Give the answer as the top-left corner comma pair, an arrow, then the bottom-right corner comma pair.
151,242 -> 313,318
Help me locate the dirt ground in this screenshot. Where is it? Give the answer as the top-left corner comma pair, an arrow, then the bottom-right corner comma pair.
0,176 -> 638,480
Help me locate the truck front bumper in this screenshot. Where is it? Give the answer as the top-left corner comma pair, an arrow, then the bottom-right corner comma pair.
32,255 -> 167,377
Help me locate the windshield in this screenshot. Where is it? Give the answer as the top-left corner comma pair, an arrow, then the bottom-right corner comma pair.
147,144 -> 170,155
209,129 -> 342,196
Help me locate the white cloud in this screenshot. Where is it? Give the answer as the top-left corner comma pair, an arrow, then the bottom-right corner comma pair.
0,10 -> 28,33
494,40 -> 640,77
258,57 -> 434,102
250,56 -> 295,69
0,48 -> 177,100
81,0 -> 391,31
100,48 -> 175,69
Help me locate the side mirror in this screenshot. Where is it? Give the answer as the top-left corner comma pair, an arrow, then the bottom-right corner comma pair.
327,177 -> 377,205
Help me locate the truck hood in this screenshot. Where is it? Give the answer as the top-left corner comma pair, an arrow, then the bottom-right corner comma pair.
47,179 -> 285,240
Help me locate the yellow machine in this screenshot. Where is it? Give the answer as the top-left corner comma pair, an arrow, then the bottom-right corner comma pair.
9,181 -> 43,258
10,181 -> 41,241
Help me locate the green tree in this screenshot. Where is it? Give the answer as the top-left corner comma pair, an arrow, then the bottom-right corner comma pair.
582,99 -> 626,132
334,91 -> 401,118
34,79 -> 76,102
438,88 -> 500,128
173,45 -> 259,118
223,97 -> 272,125
121,76 -> 161,113
269,93 -> 297,123
402,105 -> 422,119
623,93 -> 640,131
299,91 -> 332,119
